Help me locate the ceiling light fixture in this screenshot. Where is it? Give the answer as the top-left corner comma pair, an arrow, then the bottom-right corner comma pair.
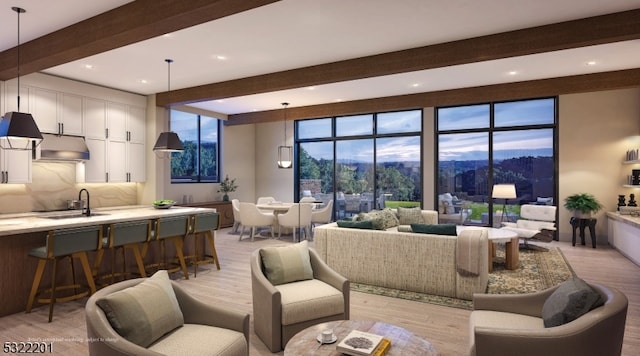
277,102 -> 293,169
153,59 -> 184,156
0,7 -> 43,150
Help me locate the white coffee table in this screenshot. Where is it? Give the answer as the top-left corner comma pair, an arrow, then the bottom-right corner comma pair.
457,226 -> 519,272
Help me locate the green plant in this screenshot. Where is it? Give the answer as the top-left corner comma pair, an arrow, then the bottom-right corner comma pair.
217,175 -> 238,194
563,193 -> 602,214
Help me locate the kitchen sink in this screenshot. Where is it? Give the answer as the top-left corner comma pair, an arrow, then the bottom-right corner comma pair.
43,212 -> 110,219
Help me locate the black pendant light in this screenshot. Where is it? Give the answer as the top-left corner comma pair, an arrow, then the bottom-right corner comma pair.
153,59 -> 184,154
0,7 -> 43,150
277,102 -> 292,169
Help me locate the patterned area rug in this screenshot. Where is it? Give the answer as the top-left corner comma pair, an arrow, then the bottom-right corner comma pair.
350,246 -> 575,310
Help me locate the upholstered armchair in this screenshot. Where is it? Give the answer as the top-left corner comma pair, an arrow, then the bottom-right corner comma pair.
251,242 -> 349,352
469,281 -> 628,356
85,270 -> 250,356
501,204 -> 557,249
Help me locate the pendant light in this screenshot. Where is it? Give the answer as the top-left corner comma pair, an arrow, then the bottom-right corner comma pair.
277,102 -> 293,169
0,7 -> 43,150
153,59 -> 184,155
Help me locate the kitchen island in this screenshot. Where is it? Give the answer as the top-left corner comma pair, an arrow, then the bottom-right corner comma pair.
607,211 -> 640,267
0,205 -> 216,317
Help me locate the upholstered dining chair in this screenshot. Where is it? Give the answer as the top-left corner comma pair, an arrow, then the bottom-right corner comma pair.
238,202 -> 275,241
85,270 -> 249,356
231,199 -> 243,233
469,281 -> 627,356
250,242 -> 349,352
311,199 -> 334,230
299,196 -> 316,204
257,196 -> 276,205
276,203 -> 312,241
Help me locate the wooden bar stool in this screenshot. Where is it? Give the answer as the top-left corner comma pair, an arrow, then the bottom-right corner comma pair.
189,212 -> 221,277
26,225 -> 103,322
93,219 -> 152,285
143,216 -> 190,279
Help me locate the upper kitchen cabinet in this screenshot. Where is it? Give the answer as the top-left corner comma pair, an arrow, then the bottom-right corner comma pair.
31,89 -> 83,136
84,98 -> 107,139
3,84 -> 30,113
0,138 -> 31,184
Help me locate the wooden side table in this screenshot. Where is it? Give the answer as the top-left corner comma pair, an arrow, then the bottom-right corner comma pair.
570,217 -> 596,248
176,201 -> 234,228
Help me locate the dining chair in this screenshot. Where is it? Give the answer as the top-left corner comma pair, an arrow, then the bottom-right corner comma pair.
277,203 -> 313,242
231,199 -> 243,233
257,196 -> 276,205
239,202 -> 275,241
311,199 -> 334,231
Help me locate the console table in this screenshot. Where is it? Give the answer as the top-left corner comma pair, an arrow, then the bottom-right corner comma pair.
177,201 -> 234,228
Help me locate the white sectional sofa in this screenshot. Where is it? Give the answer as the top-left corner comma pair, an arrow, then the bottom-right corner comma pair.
313,209 -> 489,300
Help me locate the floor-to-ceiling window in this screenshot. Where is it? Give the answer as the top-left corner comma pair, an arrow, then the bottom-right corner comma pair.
436,97 -> 557,227
296,109 -> 422,219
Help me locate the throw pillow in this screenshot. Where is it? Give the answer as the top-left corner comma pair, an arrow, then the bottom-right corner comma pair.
95,270 -> 184,348
397,206 -> 424,225
397,225 -> 413,232
542,277 -> 605,327
410,223 -> 457,236
365,208 -> 399,229
337,219 -> 376,229
259,240 -> 314,285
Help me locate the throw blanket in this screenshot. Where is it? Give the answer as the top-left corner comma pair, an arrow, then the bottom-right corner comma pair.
456,230 -> 482,276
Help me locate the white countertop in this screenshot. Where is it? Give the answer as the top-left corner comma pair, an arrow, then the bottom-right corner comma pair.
606,211 -> 640,229
0,205 -> 215,237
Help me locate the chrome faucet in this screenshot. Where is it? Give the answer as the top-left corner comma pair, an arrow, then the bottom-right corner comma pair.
78,188 -> 91,216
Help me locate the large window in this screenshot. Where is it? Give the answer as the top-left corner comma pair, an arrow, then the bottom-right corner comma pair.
436,98 -> 557,227
297,110 -> 422,219
170,110 -> 220,183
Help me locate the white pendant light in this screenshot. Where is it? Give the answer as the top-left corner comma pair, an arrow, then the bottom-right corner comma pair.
0,7 -> 43,150
153,59 -> 184,156
277,102 -> 293,169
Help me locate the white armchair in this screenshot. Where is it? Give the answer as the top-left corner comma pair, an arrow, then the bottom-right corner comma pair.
238,202 -> 275,241
501,204 -> 557,250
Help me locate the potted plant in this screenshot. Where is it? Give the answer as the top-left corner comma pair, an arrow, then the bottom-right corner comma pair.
217,175 -> 238,201
563,193 -> 603,218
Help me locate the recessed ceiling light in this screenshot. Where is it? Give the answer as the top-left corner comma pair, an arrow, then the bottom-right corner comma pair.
306,86 -> 316,90
586,60 -> 597,66
334,99 -> 343,102
215,55 -> 227,61
138,79 -> 148,84
84,64 -> 94,70
215,99 -> 225,103
507,70 -> 518,76
411,83 -> 421,88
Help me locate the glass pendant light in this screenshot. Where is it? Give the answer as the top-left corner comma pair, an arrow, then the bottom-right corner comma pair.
153,59 -> 184,156
277,102 -> 292,169
0,7 -> 43,150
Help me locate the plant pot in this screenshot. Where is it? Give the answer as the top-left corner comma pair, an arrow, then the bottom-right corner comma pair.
223,194 -> 229,201
574,211 -> 592,219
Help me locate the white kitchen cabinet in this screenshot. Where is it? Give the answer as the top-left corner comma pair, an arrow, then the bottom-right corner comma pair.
0,138 -> 32,183
83,138 -> 107,183
128,141 -> 146,182
31,89 -> 84,136
84,98 -> 107,139
3,84 -> 30,113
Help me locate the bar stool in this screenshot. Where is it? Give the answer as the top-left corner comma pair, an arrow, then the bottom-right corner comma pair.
93,219 -> 152,285
189,212 -> 221,277
26,225 -> 103,322
144,216 -> 190,280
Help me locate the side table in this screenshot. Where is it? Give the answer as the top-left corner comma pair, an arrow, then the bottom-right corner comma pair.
570,217 -> 596,248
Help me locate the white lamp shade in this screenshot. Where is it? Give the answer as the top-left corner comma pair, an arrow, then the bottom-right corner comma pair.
492,184 -> 516,199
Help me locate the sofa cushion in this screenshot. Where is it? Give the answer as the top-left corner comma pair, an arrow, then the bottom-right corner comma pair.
260,241 -> 314,285
359,208 -> 399,229
148,324 -> 247,356
95,270 -> 184,348
397,206 -> 424,225
275,279 -> 344,325
411,223 -> 457,236
542,277 -> 605,327
397,225 -> 413,232
337,219 -> 376,229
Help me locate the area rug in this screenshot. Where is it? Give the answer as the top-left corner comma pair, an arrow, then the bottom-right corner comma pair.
350,246 -> 575,310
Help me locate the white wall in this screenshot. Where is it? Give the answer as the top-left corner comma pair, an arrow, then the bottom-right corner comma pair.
254,120 -> 294,203
558,87 -> 640,243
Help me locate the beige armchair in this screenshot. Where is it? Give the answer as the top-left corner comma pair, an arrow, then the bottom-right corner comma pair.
85,272 -> 250,356
251,245 -> 349,352
470,282 -> 628,356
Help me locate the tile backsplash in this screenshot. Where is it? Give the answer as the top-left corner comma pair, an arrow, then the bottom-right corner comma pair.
0,162 -> 137,214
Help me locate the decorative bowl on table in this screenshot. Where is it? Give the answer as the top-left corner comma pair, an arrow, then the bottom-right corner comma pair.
153,199 -> 175,209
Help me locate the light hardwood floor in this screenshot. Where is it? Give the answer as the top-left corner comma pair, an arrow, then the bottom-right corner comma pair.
1,228 -> 638,355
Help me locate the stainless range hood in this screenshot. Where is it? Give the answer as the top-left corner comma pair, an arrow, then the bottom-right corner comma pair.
36,133 -> 90,161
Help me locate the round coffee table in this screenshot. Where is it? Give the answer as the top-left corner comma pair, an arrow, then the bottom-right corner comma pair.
284,319 -> 438,355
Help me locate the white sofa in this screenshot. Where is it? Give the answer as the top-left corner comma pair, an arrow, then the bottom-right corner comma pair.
314,209 -> 489,300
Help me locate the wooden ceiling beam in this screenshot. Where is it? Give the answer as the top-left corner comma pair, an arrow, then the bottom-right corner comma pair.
225,68 -> 640,125
0,0 -> 280,80
158,8 -> 640,107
